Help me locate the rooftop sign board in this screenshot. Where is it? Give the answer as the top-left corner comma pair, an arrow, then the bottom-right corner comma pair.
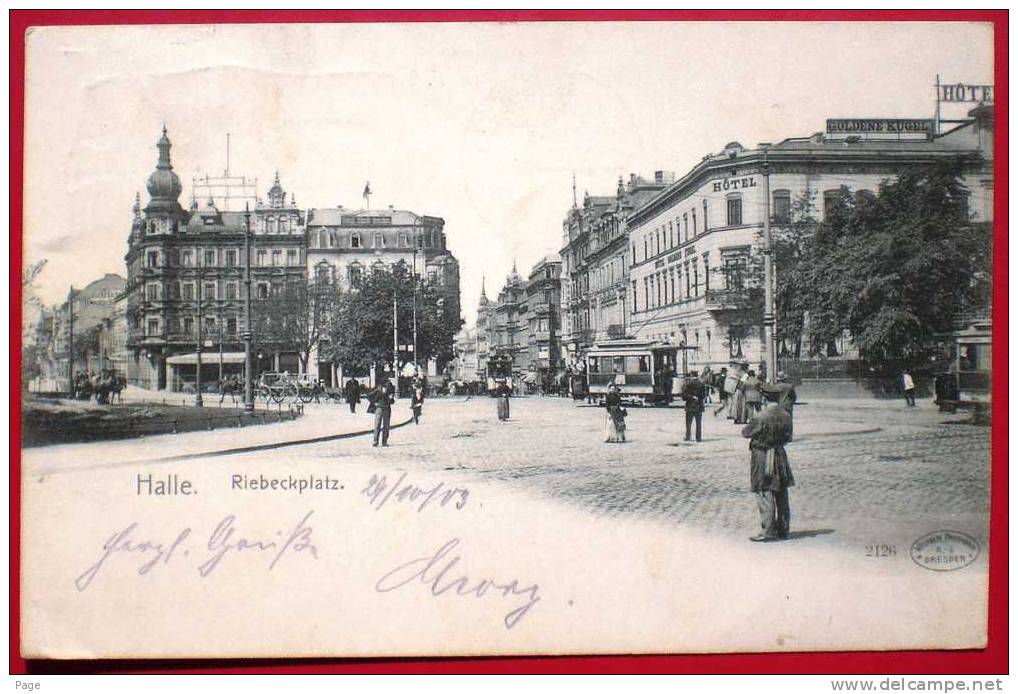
826,119 -> 934,135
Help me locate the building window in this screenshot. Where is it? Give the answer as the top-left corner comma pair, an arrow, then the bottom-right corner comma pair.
773,190 -> 792,224
225,282 -> 238,300
279,217 -> 289,233
182,282 -> 194,300
181,249 -> 194,267
203,249 -> 216,267
204,316 -> 216,334
643,238 -> 648,262
692,210 -> 697,236
227,317 -> 238,335
203,282 -> 216,300
145,283 -> 160,301
226,249 -> 238,267
146,250 -> 159,267
373,232 -> 385,248
347,232 -> 360,249
683,213 -> 689,242
632,281 -> 638,312
692,259 -> 699,297
684,262 -> 691,298
726,195 -> 743,226
256,250 -> 267,267
703,253 -> 710,292
724,255 -> 747,290
183,317 -> 194,336
703,200 -> 709,230
670,269 -> 677,302
271,250 -> 282,267
147,318 -> 159,336
256,283 -> 269,300
399,232 -> 409,247
823,189 -> 841,219
348,263 -> 363,286
643,277 -> 649,310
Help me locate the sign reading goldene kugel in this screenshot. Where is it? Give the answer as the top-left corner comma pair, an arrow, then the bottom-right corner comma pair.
826,119 -> 934,134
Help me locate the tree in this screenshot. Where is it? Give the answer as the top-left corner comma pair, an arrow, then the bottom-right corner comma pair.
253,279 -> 339,375
326,264 -> 463,373
802,162 -> 991,370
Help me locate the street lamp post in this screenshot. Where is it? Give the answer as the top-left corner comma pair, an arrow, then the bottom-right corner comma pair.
761,148 -> 778,383
195,263 -> 204,407
242,203 -> 255,414
411,246 -> 419,377
66,285 -> 75,395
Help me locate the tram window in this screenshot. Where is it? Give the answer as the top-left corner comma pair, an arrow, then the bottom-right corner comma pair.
612,356 -> 625,373
588,357 -> 599,373
625,356 -> 650,373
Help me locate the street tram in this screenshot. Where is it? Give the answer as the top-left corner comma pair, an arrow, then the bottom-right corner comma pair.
584,339 -> 680,405
485,353 -> 515,394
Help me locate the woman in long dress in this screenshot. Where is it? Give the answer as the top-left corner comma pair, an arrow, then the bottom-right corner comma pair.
495,381 -> 511,421
604,384 -> 627,443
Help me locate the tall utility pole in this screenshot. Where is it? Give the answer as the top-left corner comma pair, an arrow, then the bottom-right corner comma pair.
411,246 -> 418,377
392,289 -> 399,394
66,286 -> 75,395
242,203 -> 255,414
195,264 -> 204,407
761,148 -> 778,383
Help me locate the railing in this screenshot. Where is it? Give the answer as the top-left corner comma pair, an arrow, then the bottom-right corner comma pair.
703,289 -> 756,311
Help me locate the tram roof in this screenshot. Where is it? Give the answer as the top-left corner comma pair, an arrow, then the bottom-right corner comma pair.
587,339 -> 677,352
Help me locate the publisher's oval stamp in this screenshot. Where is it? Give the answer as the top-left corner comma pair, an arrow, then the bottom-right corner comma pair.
910,530 -> 980,572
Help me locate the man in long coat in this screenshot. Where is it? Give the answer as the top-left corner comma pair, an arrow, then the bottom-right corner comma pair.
741,403 -> 794,541
370,380 -> 395,447
760,371 -> 797,439
681,372 -> 706,442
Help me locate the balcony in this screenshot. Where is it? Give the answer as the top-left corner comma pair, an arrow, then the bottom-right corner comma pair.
703,288 -> 757,313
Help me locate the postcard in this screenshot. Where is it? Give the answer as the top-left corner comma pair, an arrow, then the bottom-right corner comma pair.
18,19 -> 995,659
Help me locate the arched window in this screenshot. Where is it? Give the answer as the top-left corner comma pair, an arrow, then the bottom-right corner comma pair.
348,262 -> 363,286
350,232 -> 362,249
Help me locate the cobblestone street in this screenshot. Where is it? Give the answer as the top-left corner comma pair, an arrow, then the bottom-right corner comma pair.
294,394 -> 991,550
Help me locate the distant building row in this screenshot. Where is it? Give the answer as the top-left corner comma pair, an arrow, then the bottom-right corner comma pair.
34,128 -> 461,392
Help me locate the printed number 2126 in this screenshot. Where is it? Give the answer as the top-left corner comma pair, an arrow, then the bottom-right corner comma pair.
865,544 -> 897,558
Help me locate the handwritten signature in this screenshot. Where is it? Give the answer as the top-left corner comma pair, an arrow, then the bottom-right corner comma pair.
375,538 -> 540,629
74,511 -> 318,591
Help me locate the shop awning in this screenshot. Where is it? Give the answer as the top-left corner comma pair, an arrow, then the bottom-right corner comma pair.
166,352 -> 247,365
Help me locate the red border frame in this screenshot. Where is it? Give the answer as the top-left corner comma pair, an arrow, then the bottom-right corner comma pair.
9,9 -> 1008,675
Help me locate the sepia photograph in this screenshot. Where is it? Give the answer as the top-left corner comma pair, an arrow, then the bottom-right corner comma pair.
15,14 -> 1001,667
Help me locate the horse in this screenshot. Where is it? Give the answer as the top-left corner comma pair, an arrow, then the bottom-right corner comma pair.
219,377 -> 243,404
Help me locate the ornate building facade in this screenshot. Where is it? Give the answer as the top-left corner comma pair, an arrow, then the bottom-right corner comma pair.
558,172 -> 672,365
626,108 -> 994,373
124,128 -> 307,390
305,205 -> 460,384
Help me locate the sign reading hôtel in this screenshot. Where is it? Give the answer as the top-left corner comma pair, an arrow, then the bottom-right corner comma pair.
826,119 -> 934,135
712,176 -> 757,192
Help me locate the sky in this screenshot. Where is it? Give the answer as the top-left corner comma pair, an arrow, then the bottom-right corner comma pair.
22,21 -> 993,323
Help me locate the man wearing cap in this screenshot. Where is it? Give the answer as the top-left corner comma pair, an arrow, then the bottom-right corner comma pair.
680,371 -> 706,442
761,371 -> 797,440
742,403 -> 795,541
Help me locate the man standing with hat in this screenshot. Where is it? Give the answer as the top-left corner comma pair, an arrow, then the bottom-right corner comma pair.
742,403 -> 795,541
680,371 -> 706,442
761,371 -> 797,440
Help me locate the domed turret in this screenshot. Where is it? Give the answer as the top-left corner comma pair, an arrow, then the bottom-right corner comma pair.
506,259 -> 521,286
267,171 -> 286,208
144,126 -> 184,215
